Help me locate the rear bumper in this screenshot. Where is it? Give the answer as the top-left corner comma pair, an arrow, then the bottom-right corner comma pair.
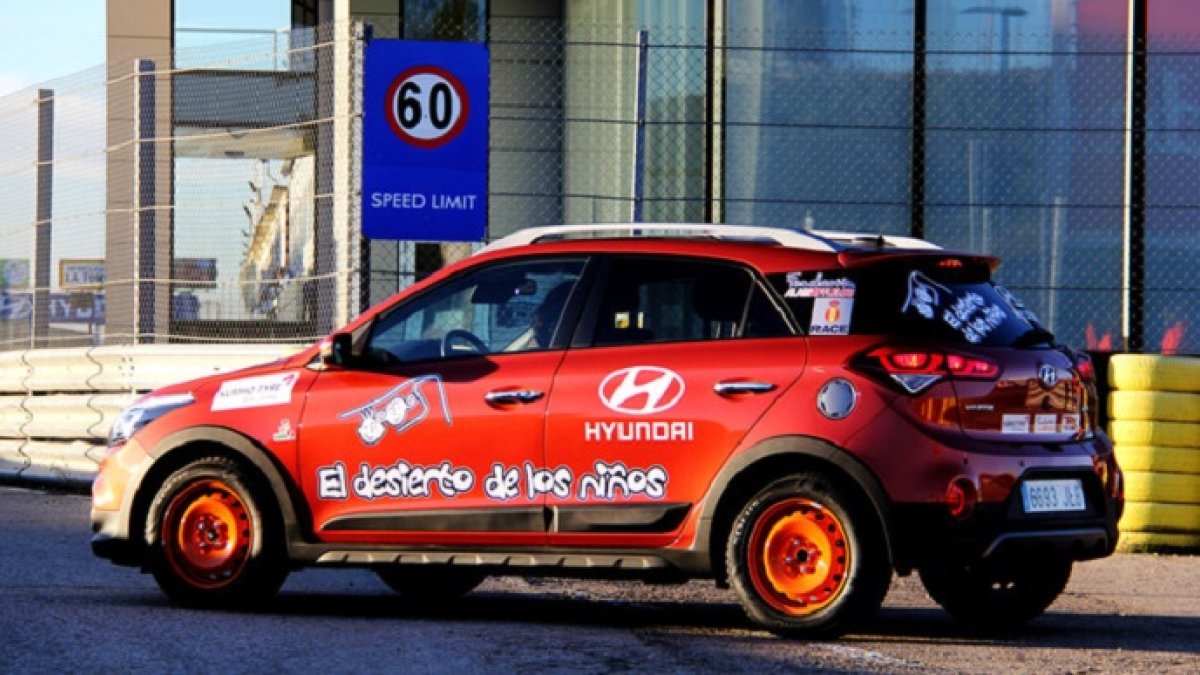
892,464 -> 1122,569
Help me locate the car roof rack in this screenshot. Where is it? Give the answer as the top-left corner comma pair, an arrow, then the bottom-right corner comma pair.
480,223 -> 941,254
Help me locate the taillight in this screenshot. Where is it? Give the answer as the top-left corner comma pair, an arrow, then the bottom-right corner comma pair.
860,347 -> 1000,394
1074,353 -> 1096,382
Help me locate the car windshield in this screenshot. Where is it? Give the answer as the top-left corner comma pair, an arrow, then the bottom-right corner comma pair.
768,259 -> 1045,348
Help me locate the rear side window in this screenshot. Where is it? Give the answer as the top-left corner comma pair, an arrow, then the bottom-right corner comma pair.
592,257 -> 793,346
768,261 -> 1041,347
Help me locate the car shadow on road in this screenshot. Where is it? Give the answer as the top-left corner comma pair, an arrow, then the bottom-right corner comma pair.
107,586 -> 1200,655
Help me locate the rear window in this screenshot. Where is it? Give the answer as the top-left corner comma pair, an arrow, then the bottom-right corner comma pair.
768,260 -> 1042,347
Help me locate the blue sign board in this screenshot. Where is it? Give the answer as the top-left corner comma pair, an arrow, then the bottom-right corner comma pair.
362,40 -> 489,241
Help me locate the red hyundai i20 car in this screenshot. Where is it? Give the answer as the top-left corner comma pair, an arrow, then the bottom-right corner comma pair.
92,224 -> 1122,638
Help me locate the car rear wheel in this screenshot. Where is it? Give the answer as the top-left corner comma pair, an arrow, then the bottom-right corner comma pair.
918,558 -> 1072,627
726,473 -> 891,639
375,566 -> 486,600
147,456 -> 287,607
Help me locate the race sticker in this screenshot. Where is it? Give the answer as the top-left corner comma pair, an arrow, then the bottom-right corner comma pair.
1034,414 -> 1058,434
212,372 -> 299,411
810,298 -> 853,336
785,272 -> 856,299
1002,414 -> 1031,434
1061,413 -> 1081,434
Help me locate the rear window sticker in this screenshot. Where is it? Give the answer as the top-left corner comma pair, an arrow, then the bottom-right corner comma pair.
1002,414 -> 1031,434
943,293 -> 1007,344
339,375 -> 452,446
903,271 -> 1006,344
810,298 -> 853,335
784,272 -> 856,299
212,372 -> 299,411
902,271 -> 951,319
1034,414 -> 1058,434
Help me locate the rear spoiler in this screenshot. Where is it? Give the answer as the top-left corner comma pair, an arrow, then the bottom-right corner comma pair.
836,250 -> 1002,275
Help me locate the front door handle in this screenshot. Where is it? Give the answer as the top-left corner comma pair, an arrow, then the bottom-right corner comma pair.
485,389 -> 545,405
713,381 -> 777,396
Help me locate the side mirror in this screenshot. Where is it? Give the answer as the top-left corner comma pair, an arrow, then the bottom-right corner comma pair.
321,332 -> 355,368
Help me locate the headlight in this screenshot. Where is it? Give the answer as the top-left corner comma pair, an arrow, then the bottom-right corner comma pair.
108,393 -> 195,447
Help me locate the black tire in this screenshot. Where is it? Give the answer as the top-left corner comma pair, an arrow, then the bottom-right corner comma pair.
146,456 -> 288,608
375,566 -> 486,601
918,559 -> 1072,627
725,473 -> 891,639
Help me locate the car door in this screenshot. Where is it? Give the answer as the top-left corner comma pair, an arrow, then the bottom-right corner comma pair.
298,256 -> 588,547
543,255 -> 807,547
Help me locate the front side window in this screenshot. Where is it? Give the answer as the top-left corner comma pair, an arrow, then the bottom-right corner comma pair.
364,258 -> 586,364
591,257 -> 792,346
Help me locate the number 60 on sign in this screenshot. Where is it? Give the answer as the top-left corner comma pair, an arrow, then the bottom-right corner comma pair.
385,66 -> 469,149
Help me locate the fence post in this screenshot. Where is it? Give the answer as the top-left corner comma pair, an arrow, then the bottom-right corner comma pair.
909,0 -> 927,241
33,89 -> 54,348
630,30 -> 648,224
133,59 -> 157,343
1122,0 -> 1148,353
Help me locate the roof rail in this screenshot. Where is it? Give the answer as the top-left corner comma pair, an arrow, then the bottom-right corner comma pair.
479,223 -> 941,254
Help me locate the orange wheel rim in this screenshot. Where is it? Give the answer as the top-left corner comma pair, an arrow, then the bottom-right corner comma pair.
162,479 -> 252,590
747,498 -> 850,616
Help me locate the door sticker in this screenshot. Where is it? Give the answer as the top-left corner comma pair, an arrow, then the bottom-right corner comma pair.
339,375 -> 452,446
316,460 -> 670,502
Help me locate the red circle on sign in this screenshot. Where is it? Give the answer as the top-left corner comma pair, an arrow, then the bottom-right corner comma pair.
384,65 -> 470,149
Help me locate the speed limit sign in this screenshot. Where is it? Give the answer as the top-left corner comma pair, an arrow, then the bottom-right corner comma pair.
385,66 -> 469,148
362,40 -> 488,241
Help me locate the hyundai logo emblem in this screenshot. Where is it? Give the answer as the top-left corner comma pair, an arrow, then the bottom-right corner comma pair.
1037,364 -> 1059,388
598,366 -> 686,415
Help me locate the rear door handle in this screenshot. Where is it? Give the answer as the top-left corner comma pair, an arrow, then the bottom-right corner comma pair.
713,381 -> 777,396
485,389 -> 545,405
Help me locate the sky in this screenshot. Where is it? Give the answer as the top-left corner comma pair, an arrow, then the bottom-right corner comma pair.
0,0 -> 107,97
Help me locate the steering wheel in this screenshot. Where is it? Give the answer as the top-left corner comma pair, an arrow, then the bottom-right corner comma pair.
441,329 -> 488,357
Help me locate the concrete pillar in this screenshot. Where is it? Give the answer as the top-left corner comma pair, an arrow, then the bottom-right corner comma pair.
106,0 -> 173,344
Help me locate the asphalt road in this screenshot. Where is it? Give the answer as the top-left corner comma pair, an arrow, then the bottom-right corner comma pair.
1,485 -> 1197,674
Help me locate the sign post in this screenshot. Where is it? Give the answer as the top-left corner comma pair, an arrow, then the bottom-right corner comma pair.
362,40 -> 489,242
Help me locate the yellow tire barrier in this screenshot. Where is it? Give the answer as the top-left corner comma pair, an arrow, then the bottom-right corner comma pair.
1109,391 -> 1200,423
1110,420 -> 1200,449
1109,354 -> 1200,393
1123,471 -> 1200,505
1114,445 -> 1200,475
1119,502 -> 1200,533
1117,531 -> 1200,553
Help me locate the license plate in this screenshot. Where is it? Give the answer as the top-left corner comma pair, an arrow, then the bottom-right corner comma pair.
1021,479 -> 1086,513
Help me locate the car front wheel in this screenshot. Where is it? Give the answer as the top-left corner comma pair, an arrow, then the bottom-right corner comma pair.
147,456 -> 287,608
726,473 -> 891,639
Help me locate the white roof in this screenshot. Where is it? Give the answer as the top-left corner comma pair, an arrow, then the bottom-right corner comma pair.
480,223 -> 941,254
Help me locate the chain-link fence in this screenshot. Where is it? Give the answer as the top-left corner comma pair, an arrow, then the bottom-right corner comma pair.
0,13 -> 1196,354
